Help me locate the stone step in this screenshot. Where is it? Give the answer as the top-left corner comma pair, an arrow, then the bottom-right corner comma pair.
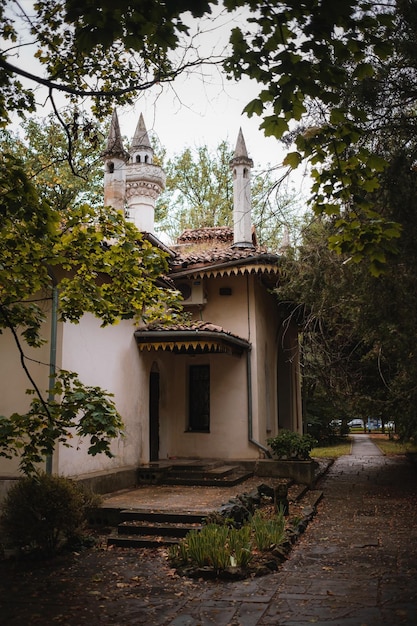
107,509 -> 206,549
161,471 -> 253,487
165,461 -> 224,472
118,521 -> 202,538
108,535 -> 181,548
136,462 -> 250,486
120,510 -> 206,524
166,464 -> 238,479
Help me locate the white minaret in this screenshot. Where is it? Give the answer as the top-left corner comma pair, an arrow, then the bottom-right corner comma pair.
102,110 -> 129,212
125,113 -> 165,233
229,128 -> 254,248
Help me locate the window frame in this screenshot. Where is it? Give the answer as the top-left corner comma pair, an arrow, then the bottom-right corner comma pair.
188,364 -> 210,432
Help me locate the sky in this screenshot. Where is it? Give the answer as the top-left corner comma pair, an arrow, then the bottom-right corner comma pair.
5,1 -> 310,198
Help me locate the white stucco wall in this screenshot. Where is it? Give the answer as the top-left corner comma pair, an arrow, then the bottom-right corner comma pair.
56,314 -> 146,477
143,272 -> 289,462
156,352 -> 253,460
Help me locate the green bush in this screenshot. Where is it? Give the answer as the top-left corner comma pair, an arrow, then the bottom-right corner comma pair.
0,473 -> 100,555
267,430 -> 317,460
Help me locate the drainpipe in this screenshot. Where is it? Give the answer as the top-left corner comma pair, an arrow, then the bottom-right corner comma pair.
246,348 -> 272,458
46,270 -> 58,475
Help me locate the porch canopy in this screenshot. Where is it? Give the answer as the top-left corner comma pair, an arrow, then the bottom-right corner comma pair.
134,321 -> 250,356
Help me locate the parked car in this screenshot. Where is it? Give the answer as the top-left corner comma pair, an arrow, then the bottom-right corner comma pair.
348,419 -> 364,428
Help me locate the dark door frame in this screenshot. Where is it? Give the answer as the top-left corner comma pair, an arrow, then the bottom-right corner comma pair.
149,366 -> 160,462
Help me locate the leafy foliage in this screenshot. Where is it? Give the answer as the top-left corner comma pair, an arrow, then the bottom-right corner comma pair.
0,125 -> 181,474
176,524 -> 253,572
223,0 -> 412,271
1,1 -> 413,269
0,113 -> 104,210
0,371 -> 124,476
250,509 -> 286,551
0,473 -> 100,554
157,140 -> 302,250
277,201 -> 417,441
0,0 -> 220,125
267,430 -> 317,460
169,507 -> 288,573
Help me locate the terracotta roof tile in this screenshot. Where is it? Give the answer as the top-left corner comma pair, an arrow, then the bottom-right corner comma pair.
138,320 -> 231,334
170,226 -> 272,271
176,227 -> 233,244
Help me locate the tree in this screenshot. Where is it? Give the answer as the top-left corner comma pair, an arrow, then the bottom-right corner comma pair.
223,0 -> 417,272
0,137 -> 180,474
156,140 -> 303,250
0,112 -> 104,210
278,201 -> 417,441
1,2 -> 412,263
3,0 -> 417,446
0,0 -> 219,124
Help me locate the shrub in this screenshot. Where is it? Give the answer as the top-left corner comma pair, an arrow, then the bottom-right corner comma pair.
267,430 -> 317,460
0,473 -> 100,555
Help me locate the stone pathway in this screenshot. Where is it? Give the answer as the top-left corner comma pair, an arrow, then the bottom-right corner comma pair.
165,434 -> 417,625
1,435 -> 416,625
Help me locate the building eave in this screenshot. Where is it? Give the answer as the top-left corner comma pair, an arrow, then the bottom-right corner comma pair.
169,254 -> 281,280
134,329 -> 251,356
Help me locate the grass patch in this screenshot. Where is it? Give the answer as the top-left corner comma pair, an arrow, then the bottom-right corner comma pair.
370,436 -> 417,455
311,439 -> 352,458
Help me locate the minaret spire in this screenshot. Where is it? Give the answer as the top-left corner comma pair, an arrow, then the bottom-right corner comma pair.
125,113 -> 165,233
102,109 -> 129,212
131,113 -> 152,151
229,128 -> 254,248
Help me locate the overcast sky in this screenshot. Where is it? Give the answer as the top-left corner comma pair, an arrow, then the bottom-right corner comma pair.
6,2 -> 310,195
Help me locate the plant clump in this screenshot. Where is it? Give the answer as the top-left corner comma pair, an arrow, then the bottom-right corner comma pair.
168,506 -> 296,579
0,472 -> 101,556
267,430 -> 317,460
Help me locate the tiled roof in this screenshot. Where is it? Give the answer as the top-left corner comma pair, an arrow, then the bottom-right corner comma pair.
134,320 -> 250,355
137,320 -> 237,335
176,227 -> 234,244
170,226 -> 278,276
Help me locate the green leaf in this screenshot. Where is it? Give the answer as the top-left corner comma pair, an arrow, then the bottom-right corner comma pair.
243,98 -> 264,117
283,151 -> 302,169
260,116 -> 288,138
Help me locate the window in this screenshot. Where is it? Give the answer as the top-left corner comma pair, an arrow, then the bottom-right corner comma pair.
188,365 -> 210,432
107,162 -> 114,173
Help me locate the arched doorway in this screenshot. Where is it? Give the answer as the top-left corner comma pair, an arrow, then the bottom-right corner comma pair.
149,363 -> 160,462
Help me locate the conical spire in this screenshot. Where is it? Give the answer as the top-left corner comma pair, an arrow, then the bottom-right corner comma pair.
130,113 -> 152,150
234,128 -> 249,158
102,109 -> 129,160
229,128 -> 254,248
230,128 -> 254,168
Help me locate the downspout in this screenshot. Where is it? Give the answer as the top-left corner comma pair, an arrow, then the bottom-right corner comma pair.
46,270 -> 58,475
246,348 -> 271,458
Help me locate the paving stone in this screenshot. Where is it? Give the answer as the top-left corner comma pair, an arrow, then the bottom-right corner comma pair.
2,434 -> 417,625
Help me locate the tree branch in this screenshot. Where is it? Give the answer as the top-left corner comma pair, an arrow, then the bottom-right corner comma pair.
0,56 -> 218,99
0,303 -> 52,421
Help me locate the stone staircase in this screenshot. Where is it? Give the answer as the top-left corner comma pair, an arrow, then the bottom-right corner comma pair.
94,460 -> 328,550
136,460 -> 253,487
107,510 -> 207,549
